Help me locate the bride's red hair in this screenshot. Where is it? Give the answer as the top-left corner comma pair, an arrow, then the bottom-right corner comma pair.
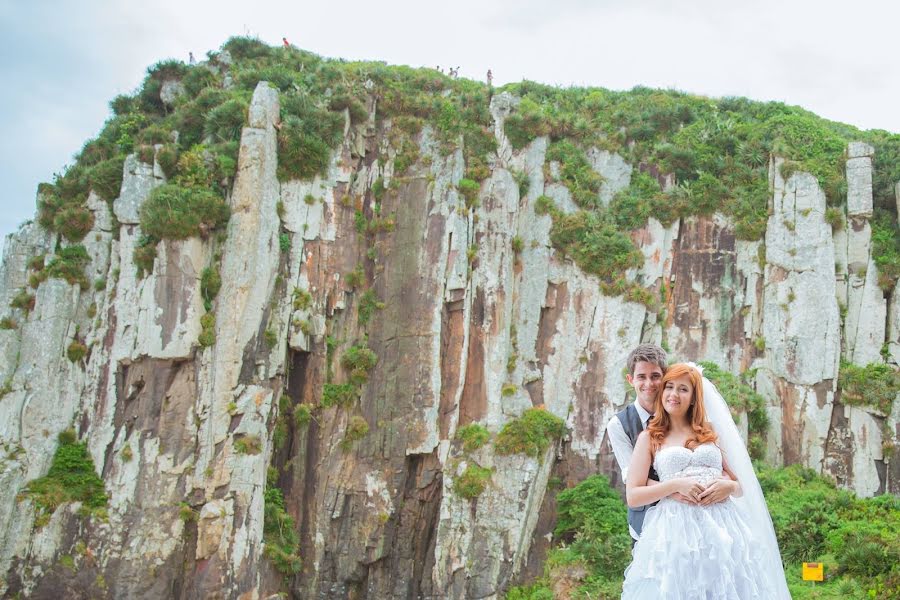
646,363 -> 718,454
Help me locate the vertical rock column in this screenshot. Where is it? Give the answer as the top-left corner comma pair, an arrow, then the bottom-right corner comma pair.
844,142 -> 885,366
192,81 -> 282,593
759,158 -> 840,469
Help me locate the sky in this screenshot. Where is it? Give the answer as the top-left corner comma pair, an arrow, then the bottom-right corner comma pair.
1,0 -> 899,254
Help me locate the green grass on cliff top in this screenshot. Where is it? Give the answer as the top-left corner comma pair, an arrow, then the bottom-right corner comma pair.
32,36 -> 900,292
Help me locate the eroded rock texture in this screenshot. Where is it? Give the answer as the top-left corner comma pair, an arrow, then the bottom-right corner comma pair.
0,83 -> 897,599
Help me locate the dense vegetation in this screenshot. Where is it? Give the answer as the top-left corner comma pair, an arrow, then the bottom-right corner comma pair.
506,466 -> 900,600
28,36 -> 898,303
19,430 -> 108,528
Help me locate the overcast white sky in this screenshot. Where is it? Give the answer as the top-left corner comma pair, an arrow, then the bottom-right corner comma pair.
2,0 -> 898,253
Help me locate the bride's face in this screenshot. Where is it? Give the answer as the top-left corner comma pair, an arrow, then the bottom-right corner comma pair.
661,374 -> 694,418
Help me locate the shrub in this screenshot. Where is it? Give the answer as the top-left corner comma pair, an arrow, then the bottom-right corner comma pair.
66,341 -> 88,363
44,245 -> 91,289
53,205 -> 95,242
292,288 -> 312,310
453,464 -> 493,499
548,210 -> 644,281
21,437 -> 108,524
200,266 -> 221,309
839,361 -> 900,414
495,407 -> 567,459
263,483 -> 302,574
198,312 -> 216,347
133,236 -> 158,278
233,434 -> 262,455
455,423 -> 490,453
357,289 -> 385,326
344,266 -> 364,288
0,317 -> 16,330
322,383 -> 356,407
141,184 -> 230,240
294,405 -> 312,427
204,98 -> 248,143
263,328 -> 278,348
458,178 -> 480,209
546,140 -> 603,208
87,156 -> 125,202
341,345 -> 378,385
341,415 -> 369,450
156,144 -> 178,179
10,290 -> 35,312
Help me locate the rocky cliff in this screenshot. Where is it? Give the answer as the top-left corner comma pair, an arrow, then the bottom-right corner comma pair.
0,39 -> 898,599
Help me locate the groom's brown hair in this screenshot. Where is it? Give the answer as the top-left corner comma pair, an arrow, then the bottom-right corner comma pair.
626,344 -> 668,376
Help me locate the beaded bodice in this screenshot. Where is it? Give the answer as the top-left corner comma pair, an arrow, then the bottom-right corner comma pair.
653,443 -> 722,486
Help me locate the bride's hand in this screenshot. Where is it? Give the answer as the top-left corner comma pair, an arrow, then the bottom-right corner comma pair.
697,479 -> 736,505
672,477 -> 705,502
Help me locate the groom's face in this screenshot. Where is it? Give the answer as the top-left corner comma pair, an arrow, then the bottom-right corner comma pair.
627,360 -> 664,410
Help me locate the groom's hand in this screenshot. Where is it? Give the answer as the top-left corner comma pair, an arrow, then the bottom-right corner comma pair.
697,479 -> 736,505
670,491 -> 697,504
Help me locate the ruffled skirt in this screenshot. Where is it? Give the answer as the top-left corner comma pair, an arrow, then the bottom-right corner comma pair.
621,498 -> 779,599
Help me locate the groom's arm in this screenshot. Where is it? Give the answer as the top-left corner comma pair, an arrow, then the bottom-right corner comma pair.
607,416 -> 659,486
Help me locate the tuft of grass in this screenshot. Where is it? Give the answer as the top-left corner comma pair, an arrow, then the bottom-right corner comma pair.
341,344 -> 378,385
340,415 -> 369,451
10,289 -> 36,312
198,312 -> 216,347
141,184 -> 230,240
495,407 -> 566,459
839,361 -> 900,414
322,383 -> 356,408
66,341 -> 88,363
233,434 -> 262,455
455,423 -> 490,453
357,289 -> 385,326
200,266 -> 221,310
453,464 -> 493,499
20,435 -> 108,526
263,481 -> 302,575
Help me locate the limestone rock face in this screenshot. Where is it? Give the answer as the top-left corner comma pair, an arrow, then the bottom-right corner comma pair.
0,77 -> 897,600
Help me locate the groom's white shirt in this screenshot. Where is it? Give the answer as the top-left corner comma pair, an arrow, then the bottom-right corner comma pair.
606,401 -> 653,539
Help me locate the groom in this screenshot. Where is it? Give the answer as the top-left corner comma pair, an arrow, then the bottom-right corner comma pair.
606,344 -> 732,541
606,344 -> 668,541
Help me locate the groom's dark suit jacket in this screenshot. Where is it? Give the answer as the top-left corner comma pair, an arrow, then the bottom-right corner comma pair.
617,403 -> 659,537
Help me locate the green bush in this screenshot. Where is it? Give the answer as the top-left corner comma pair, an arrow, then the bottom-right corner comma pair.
53,205 -> 95,242
546,140 -> 604,208
871,210 -> 900,291
341,415 -> 369,450
233,434 -> 262,455
133,236 -> 158,278
198,312 -> 216,347
341,344 -> 378,385
495,407 -> 566,459
839,361 -> 900,414
455,423 -> 490,452
263,482 -> 302,574
87,156 -> 125,201
140,183 -> 230,240
322,383 -> 356,407
43,245 -> 91,290
10,289 -> 35,312
21,437 -> 108,524
66,341 -> 88,363
453,464 -> 493,499
357,289 -> 385,326
204,98 -> 248,143
200,266 -> 221,309
548,210 -> 644,281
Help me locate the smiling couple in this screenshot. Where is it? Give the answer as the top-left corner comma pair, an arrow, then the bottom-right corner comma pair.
606,344 -> 791,599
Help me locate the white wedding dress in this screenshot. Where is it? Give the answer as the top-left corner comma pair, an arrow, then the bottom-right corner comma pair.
621,443 -> 782,599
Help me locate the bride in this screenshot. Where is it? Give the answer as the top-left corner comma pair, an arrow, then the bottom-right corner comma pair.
621,363 -> 791,599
